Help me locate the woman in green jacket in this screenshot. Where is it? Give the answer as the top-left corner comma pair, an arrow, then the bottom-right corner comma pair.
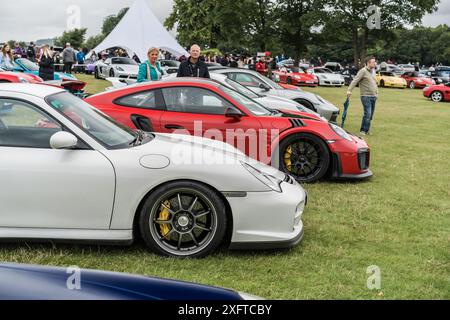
137,47 -> 165,82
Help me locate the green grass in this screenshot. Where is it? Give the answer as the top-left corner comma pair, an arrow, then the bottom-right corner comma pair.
1,74 -> 449,299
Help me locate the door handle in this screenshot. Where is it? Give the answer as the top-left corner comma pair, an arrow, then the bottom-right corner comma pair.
165,124 -> 185,130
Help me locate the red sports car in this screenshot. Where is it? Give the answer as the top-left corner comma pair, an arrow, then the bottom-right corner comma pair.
401,71 -> 435,89
423,82 -> 450,102
0,67 -> 43,83
85,79 -> 372,183
273,67 -> 319,87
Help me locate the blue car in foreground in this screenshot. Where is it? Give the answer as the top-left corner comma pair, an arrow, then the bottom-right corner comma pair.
11,58 -> 77,81
0,263 -> 261,300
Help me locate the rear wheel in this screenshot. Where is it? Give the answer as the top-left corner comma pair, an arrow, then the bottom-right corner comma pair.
139,181 -> 227,258
94,67 -> 99,79
274,133 -> 330,183
431,91 -> 443,102
380,80 -> 385,87
409,81 -> 415,89
109,69 -> 115,77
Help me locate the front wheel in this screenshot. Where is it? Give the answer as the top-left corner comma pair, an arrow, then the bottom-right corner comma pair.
273,133 -> 330,183
139,181 -> 227,258
380,80 -> 385,87
431,91 -> 443,102
409,81 -> 415,89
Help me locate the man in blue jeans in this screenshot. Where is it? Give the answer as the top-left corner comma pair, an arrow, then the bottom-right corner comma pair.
347,57 -> 379,136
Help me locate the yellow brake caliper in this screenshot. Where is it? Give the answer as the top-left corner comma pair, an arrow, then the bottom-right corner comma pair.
284,146 -> 293,172
159,200 -> 172,240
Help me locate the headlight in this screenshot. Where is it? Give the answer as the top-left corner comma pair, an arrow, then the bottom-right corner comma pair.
115,66 -> 124,71
241,161 -> 283,193
330,123 -> 352,141
18,77 -> 29,83
238,292 -> 265,300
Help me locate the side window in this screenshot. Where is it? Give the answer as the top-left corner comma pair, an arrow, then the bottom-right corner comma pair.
0,99 -> 62,148
115,90 -> 163,109
161,87 -> 233,115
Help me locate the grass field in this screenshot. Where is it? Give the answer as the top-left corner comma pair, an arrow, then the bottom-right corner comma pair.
1,74 -> 449,299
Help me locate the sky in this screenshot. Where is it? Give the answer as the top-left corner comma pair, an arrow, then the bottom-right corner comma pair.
0,0 -> 448,42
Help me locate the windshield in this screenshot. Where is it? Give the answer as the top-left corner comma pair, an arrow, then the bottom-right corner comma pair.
16,59 -> 39,71
219,85 -> 271,116
111,57 -> 138,65
224,78 -> 260,99
314,68 -> 332,74
260,74 -> 284,89
289,67 -> 306,74
46,92 -> 138,149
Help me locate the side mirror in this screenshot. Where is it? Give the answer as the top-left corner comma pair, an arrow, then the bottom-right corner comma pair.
50,131 -> 78,149
259,83 -> 270,92
225,107 -> 244,120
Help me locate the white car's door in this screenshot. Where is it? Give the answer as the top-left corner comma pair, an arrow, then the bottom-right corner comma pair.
0,98 -> 115,229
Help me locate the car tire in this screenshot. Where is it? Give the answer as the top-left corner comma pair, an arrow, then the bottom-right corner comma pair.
430,91 -> 443,102
273,133 -> 330,183
139,181 -> 227,258
110,69 -> 115,77
409,81 -> 415,89
380,80 -> 385,87
294,99 -> 316,112
287,77 -> 292,85
0,80 -> 10,83
94,67 -> 99,79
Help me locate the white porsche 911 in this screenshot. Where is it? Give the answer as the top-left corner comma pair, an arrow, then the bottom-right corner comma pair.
0,84 -> 307,258
94,57 -> 139,80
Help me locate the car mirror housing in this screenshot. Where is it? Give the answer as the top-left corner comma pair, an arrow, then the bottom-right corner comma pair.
225,107 -> 244,120
259,83 -> 270,92
50,131 -> 78,150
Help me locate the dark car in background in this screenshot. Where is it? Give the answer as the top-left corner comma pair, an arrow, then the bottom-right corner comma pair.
0,263 -> 261,300
427,66 -> 450,84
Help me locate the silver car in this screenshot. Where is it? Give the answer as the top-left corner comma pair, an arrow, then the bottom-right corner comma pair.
212,68 -> 340,122
210,73 -> 324,117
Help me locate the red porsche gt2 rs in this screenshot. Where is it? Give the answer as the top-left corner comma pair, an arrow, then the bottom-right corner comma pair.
85,79 -> 372,183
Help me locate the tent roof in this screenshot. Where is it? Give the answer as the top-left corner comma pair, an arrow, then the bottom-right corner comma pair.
93,0 -> 188,61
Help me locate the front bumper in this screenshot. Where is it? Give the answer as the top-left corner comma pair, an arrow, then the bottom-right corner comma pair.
329,135 -> 373,180
227,179 -> 306,250
320,80 -> 345,86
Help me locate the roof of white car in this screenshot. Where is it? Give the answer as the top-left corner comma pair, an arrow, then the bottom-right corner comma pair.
0,83 -> 64,98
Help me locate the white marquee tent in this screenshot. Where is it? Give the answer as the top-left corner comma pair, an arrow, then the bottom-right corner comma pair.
93,0 -> 188,61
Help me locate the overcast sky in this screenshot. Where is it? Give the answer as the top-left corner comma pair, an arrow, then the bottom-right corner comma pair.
0,0 -> 448,42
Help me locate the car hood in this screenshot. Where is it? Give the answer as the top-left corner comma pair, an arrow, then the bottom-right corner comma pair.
256,95 -> 301,111
316,73 -> 343,80
113,64 -> 139,73
133,133 -> 288,184
0,263 -> 243,300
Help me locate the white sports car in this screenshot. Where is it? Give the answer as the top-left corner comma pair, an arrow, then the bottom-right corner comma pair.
309,67 -> 345,87
0,84 -> 307,258
95,57 -> 139,80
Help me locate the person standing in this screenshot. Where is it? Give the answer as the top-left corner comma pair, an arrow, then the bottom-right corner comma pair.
0,44 -> 15,69
137,47 -> 165,82
177,45 -> 210,78
27,42 -> 37,62
62,43 -> 76,74
13,42 -> 26,59
38,45 -> 55,81
347,56 -> 379,136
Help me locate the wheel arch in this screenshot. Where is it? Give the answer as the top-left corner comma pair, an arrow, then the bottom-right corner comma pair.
132,179 -> 234,246
271,128 -> 335,176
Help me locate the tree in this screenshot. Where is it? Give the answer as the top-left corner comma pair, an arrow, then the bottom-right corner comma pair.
102,8 -> 129,37
322,0 -> 439,66
276,0 -> 326,61
84,34 -> 106,50
55,28 -> 87,48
